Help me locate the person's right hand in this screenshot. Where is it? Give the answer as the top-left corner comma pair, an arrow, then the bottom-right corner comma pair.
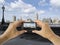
32,20 -> 60,45
32,20 -> 55,39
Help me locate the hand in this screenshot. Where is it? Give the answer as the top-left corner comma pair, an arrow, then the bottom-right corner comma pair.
32,20 -> 55,39
3,21 -> 26,40
32,20 -> 60,45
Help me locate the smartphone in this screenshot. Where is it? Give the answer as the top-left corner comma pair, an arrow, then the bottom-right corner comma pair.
23,22 -> 37,29
17,22 -> 40,31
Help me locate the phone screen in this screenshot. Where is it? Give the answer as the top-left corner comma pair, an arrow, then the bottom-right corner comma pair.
23,22 -> 36,28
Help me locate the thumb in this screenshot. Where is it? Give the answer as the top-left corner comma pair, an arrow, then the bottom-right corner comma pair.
17,30 -> 27,35
32,30 -> 40,34
32,30 -> 43,36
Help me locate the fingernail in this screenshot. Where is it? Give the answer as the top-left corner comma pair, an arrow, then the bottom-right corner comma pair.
32,31 -> 35,32
25,31 -> 27,32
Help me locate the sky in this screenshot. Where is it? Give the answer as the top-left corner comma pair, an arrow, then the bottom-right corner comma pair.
0,0 -> 60,22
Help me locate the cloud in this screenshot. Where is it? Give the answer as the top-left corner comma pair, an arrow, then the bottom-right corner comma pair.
23,5 -> 36,13
38,0 -> 48,6
38,10 -> 45,14
0,0 -> 5,3
50,0 -> 60,7
49,0 -> 60,12
2,0 -> 37,21
5,0 -> 36,13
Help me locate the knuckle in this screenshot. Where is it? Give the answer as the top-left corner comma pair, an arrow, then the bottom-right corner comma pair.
12,24 -> 15,27
43,23 -> 49,26
10,23 -> 16,27
9,23 -> 12,25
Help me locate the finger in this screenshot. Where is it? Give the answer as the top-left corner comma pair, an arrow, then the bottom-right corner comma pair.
13,21 -> 24,27
17,30 -> 27,35
32,30 -> 40,34
35,20 -> 44,27
6,23 -> 13,29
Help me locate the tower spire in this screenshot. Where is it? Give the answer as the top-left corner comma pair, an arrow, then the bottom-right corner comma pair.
36,12 -> 38,20
1,5 -> 5,24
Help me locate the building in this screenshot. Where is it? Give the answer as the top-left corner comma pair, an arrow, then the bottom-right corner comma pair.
20,16 -> 22,21
34,13 -> 39,20
27,18 -> 33,22
1,5 -> 5,24
42,18 -> 52,24
13,16 -> 16,21
52,18 -> 59,24
36,13 -> 39,20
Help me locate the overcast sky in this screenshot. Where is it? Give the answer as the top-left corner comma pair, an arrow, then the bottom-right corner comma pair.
0,0 -> 60,22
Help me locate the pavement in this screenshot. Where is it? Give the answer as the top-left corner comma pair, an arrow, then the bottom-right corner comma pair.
0,31 -> 53,45
4,37 -> 53,45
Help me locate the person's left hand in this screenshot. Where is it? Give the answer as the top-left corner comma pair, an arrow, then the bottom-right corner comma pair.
3,21 -> 26,40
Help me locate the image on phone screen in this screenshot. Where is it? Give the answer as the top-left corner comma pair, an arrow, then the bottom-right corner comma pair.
23,22 -> 36,28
